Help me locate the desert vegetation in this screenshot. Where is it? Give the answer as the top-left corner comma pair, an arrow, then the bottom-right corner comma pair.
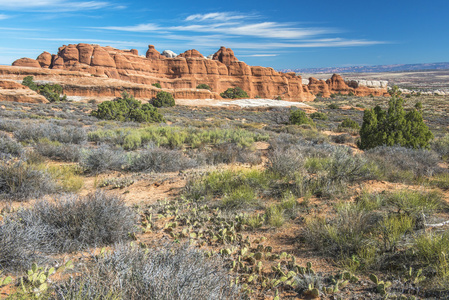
0,90 -> 448,299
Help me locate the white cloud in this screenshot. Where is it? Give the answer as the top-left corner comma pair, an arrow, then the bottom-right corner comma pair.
185,12 -> 248,22
0,0 -> 114,11
24,37 -> 148,48
92,11 -> 386,50
247,54 -> 278,57
95,23 -> 161,32
0,14 -> 10,20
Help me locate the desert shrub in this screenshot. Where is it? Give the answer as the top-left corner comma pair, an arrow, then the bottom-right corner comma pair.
14,122 -> 87,144
413,232 -> 449,280
47,165 -> 84,192
91,92 -> 165,123
88,126 -> 268,150
15,192 -> 137,253
80,145 -> 127,173
152,82 -> 161,88
0,133 -> 23,157
196,83 -> 212,90
0,218 -> 48,271
310,112 -> 328,120
432,133 -> 449,160
328,103 -> 339,109
221,185 -> 258,210
0,119 -> 22,132
34,139 -> 81,162
385,190 -> 443,221
266,146 -> 305,178
129,146 -> 197,173
338,118 -> 360,130
289,110 -> 315,126
331,133 -> 355,144
295,146 -> 375,197
304,205 -> 376,257
365,146 -> 442,180
152,91 -> 175,107
266,204 -> 285,227
54,243 -> 240,299
185,169 -> 269,203
358,86 -> 433,150
220,87 -> 249,99
194,143 -> 262,166
0,159 -> 56,200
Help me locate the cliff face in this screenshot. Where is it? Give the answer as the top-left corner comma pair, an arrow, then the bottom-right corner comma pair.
12,44 -> 316,102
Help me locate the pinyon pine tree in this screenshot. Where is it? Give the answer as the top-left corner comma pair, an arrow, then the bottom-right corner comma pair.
358,86 -> 433,150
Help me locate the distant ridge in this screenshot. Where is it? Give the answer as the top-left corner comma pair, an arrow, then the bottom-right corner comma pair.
281,62 -> 449,74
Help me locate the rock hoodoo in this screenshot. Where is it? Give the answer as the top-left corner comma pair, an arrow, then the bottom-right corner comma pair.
8,43 -> 389,102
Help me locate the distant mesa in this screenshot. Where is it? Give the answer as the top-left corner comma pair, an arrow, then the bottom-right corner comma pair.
6,43 -> 389,103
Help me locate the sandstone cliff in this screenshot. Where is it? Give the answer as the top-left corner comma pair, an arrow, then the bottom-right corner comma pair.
11,44 -> 316,102
9,44 -> 389,103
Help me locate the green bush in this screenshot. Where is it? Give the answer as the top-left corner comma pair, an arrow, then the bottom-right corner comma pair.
153,91 -> 175,107
152,83 -> 161,88
22,76 -> 37,91
220,87 -> 248,99
196,84 -> 211,90
289,110 -> 315,126
358,86 -> 433,150
91,92 -> 164,123
338,118 -> 360,130
310,112 -> 328,120
22,76 -> 67,102
328,103 -> 339,109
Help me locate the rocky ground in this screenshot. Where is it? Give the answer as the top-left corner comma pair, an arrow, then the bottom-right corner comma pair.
0,92 -> 449,299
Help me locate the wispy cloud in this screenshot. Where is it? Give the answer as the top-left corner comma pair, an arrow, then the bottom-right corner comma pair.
185,12 -> 249,22
90,11 -> 386,51
168,22 -> 332,39
244,54 -> 278,57
24,37 -> 148,48
95,23 -> 161,32
0,0 -> 119,12
0,14 -> 10,20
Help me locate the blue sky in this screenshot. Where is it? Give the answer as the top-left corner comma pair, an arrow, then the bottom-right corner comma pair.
0,0 -> 448,69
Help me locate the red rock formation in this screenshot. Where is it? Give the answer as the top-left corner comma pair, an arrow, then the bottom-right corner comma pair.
178,49 -> 204,59
305,74 -> 389,97
0,79 -> 48,103
37,52 -> 52,68
146,45 -> 164,60
0,80 -> 27,90
307,77 -> 331,97
326,74 -> 351,93
12,58 -> 41,68
9,43 -> 324,102
212,46 -> 238,66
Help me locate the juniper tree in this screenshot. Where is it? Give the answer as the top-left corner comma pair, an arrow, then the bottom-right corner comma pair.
358,86 -> 433,150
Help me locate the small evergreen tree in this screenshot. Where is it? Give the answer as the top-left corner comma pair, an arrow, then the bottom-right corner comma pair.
91,92 -> 164,123
152,83 -> 161,88
196,84 -> 211,90
153,91 -> 175,107
358,86 -> 433,150
289,110 -> 315,127
338,118 -> 360,130
220,87 -> 249,99
22,76 -> 38,91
